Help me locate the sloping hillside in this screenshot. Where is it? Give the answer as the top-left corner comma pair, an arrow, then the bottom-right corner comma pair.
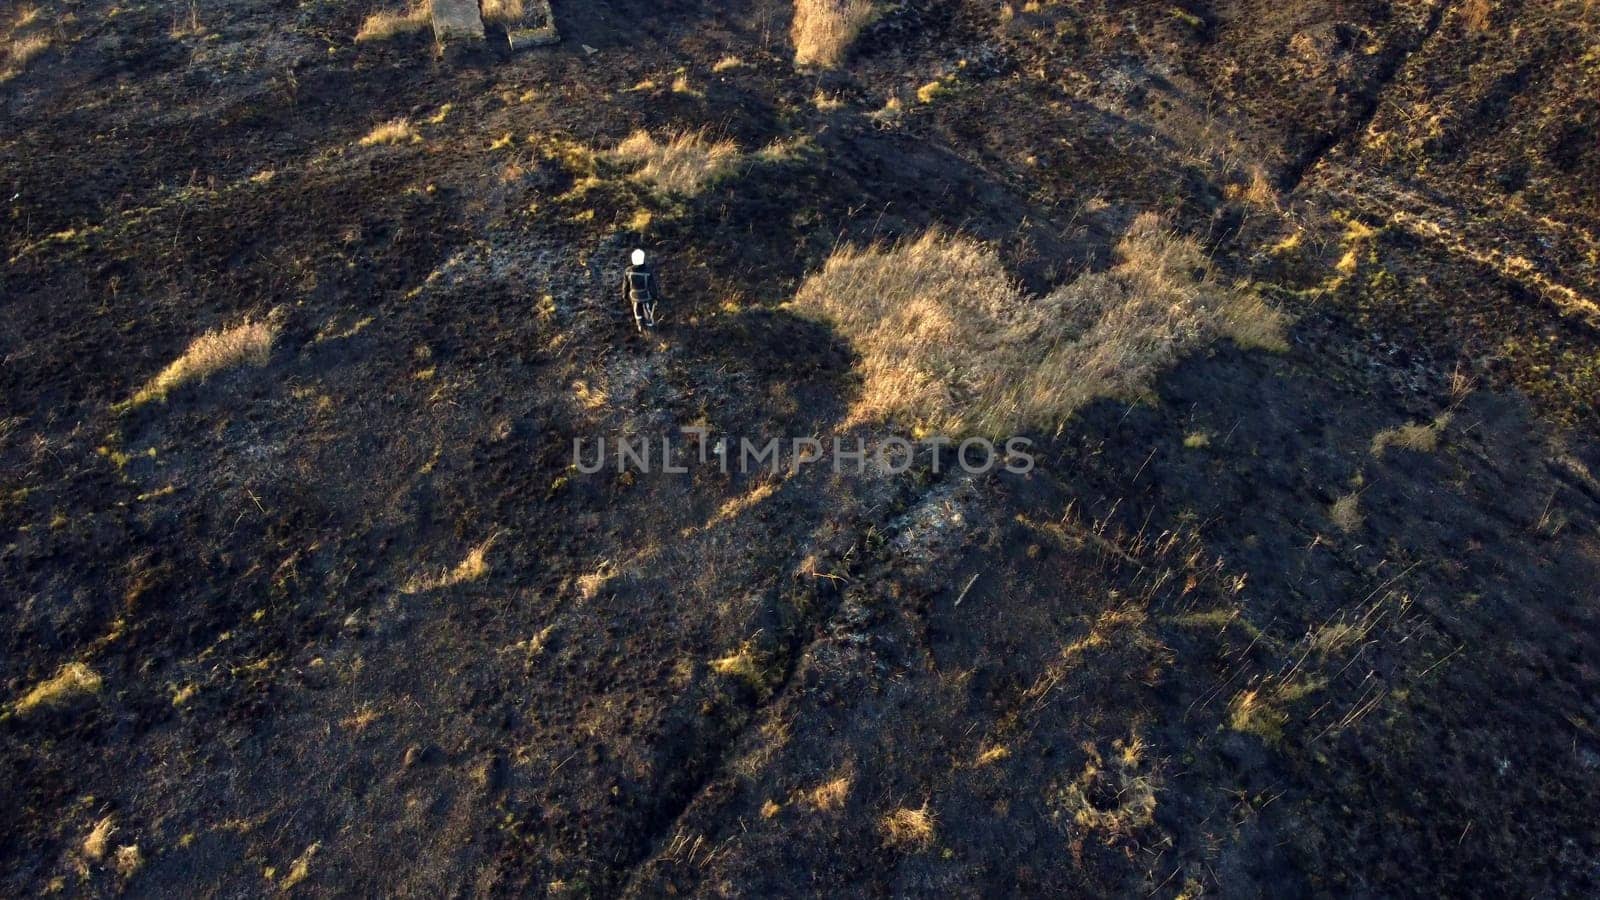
2,0 -> 1598,895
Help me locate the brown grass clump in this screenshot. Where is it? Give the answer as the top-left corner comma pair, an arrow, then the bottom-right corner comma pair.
792,0 -> 876,67
1054,736 -> 1159,841
113,844 -> 142,879
612,129 -> 741,196
1228,678 -> 1324,742
403,535 -> 497,593
358,118 -> 419,147
804,774 -> 852,811
1329,492 -> 1362,533
83,816 -> 117,861
130,319 -> 275,406
480,0 -> 524,26
576,565 -> 613,600
356,3 -> 431,41
710,641 -> 772,692
1371,413 -> 1451,456
14,662 -> 102,716
1228,687 -> 1285,739
280,842 -> 320,890
880,803 -> 935,850
1462,0 -> 1493,32
792,213 -> 1288,436
4,32 -> 50,76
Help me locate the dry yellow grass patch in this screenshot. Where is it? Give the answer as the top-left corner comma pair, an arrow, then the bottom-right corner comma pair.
1054,736 -> 1159,840
356,3 -> 431,41
754,136 -> 814,164
1462,0 -> 1493,32
4,32 -> 50,75
713,55 -> 744,72
1226,168 -> 1278,208
792,213 -> 1288,436
83,816 -> 116,861
480,0 -> 524,26
358,118 -> 419,147
576,565 -> 613,600
868,93 -> 904,125
710,641 -> 768,689
113,844 -> 142,879
880,803 -> 936,850
1371,413 -> 1451,456
1228,678 -> 1325,742
612,129 -> 741,196
975,744 -> 1010,766
671,73 -> 702,96
1329,492 -> 1362,533
403,535 -> 497,593
697,481 -> 778,532
13,662 -> 102,716
803,774 -> 852,810
130,319 -> 275,406
792,0 -> 876,67
915,77 -> 952,104
1308,620 -> 1361,657
280,842 -> 320,890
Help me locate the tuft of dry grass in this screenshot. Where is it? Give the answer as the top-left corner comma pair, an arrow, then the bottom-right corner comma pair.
670,73 -> 702,97
83,816 -> 116,861
792,0 -> 876,67
1226,167 -> 1278,208
1371,413 -> 1451,456
1329,492 -> 1363,533
356,3 -> 431,41
130,319 -> 276,406
404,535 -> 497,593
916,77 -> 953,104
1054,736 -> 1159,840
576,565 -> 613,600
880,803 -> 936,850
710,640 -> 769,690
1308,620 -> 1361,658
868,93 -> 904,125
358,118 -> 419,147
13,662 -> 102,716
1462,0 -> 1493,32
803,774 -> 852,811
114,844 -> 142,879
1228,678 -> 1324,742
4,32 -> 50,76
975,744 -> 1010,766
481,0 -> 524,26
280,842 -> 320,890
792,213 -> 1288,436
1228,687 -> 1285,739
612,129 -> 741,196
713,55 -> 745,72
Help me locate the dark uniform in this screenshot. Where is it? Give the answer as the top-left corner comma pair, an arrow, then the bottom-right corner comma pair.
622,263 -> 660,332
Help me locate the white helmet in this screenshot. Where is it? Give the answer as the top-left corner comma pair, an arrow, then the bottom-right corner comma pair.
631,249 -> 646,266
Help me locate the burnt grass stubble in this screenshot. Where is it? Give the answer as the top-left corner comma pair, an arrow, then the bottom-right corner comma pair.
3,0 -> 1600,896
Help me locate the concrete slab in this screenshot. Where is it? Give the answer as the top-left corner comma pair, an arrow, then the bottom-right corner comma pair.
431,0 -> 484,42
506,0 -> 559,50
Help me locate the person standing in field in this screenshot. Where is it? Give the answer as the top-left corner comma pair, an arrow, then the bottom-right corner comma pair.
622,249 -> 661,333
